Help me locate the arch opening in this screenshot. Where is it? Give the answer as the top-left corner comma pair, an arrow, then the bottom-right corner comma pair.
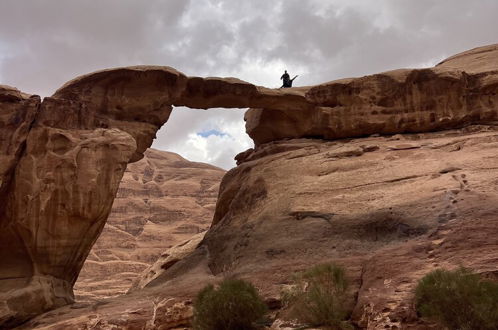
152,106 -> 253,170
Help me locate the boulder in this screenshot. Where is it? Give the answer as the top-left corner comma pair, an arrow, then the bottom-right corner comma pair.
129,231 -> 206,292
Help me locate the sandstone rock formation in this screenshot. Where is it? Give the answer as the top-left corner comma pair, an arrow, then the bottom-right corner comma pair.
245,44 -> 498,145
73,149 -> 224,301
0,86 -> 41,328
130,231 -> 206,292
0,85 -> 39,196
206,127 -> 498,328
18,125 -> 498,330
2,44 -> 498,328
0,99 -> 137,328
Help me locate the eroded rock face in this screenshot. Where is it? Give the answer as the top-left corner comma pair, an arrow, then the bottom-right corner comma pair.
437,43 -> 498,73
74,149 -> 224,301
0,86 -> 42,327
0,72 -> 174,326
246,45 -> 498,145
2,44 -> 498,328
0,65 -> 316,328
0,85 -> 39,199
16,293 -> 195,330
18,125 -> 498,330
166,126 -> 498,329
129,231 -> 206,292
1,117 -> 136,327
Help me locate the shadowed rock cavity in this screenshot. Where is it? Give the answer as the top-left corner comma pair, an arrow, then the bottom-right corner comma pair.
0,44 -> 498,327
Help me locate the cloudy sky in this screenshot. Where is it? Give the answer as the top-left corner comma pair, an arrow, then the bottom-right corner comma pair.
1,0 -> 497,169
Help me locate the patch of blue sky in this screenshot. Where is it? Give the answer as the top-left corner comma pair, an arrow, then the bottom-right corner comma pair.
197,129 -> 229,138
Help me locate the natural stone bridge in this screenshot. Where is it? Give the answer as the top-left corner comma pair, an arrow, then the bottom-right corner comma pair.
1,44 -> 498,327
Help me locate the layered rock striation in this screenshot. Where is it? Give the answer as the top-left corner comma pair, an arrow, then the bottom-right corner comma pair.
1,44 -> 498,328
74,149 -> 224,301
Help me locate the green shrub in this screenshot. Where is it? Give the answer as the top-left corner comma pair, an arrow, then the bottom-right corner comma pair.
192,278 -> 268,330
283,263 -> 353,329
415,268 -> 498,330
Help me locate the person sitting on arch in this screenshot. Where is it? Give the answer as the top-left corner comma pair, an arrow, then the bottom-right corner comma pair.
280,70 -> 298,88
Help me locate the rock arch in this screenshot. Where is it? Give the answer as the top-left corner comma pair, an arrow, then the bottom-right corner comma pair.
1,44 -> 498,327
0,66 -> 314,327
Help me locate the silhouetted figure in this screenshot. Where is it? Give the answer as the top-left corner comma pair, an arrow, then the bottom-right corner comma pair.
280,70 -> 298,88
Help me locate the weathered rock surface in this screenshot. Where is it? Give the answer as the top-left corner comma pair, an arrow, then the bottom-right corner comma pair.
130,231 -> 206,292
16,292 -> 196,330
18,125 -> 498,329
437,43 -> 498,73
245,45 -> 498,145
0,85 -> 39,201
73,149 -> 223,301
1,64 -> 317,328
54,66 -> 311,114
2,44 -> 498,328
151,125 -> 498,329
0,87 -> 41,327
1,112 -> 136,328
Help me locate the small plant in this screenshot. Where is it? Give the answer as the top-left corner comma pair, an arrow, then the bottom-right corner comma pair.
192,278 -> 268,330
415,267 -> 498,330
282,263 -> 353,329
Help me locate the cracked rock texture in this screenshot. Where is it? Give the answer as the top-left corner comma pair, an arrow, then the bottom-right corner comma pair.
73,149 -> 224,302
2,44 -> 498,328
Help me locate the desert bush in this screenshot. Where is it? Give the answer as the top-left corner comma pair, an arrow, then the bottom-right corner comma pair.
192,278 -> 267,330
282,263 -> 353,329
415,268 -> 498,330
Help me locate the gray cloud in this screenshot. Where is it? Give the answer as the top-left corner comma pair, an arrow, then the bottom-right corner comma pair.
0,0 -> 190,95
1,0 -> 497,168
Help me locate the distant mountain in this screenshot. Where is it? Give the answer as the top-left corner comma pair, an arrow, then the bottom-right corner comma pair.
74,148 -> 225,301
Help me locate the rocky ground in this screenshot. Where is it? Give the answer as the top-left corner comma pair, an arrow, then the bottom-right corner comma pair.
73,149 -> 224,301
